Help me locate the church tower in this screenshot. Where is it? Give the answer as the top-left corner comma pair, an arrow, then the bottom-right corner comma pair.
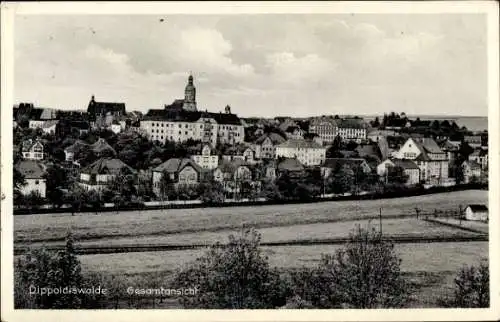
183,74 -> 197,111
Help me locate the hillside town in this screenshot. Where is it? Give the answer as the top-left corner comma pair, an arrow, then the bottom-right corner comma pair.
13,74 -> 488,211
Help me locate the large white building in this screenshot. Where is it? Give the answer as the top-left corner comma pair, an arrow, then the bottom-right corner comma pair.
309,117 -> 368,144
396,137 -> 448,185
275,139 -> 326,166
140,76 -> 244,146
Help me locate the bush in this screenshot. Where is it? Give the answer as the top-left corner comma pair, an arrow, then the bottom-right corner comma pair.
291,226 -> 408,308
440,262 -> 489,308
14,233 -> 107,309
172,228 -> 290,308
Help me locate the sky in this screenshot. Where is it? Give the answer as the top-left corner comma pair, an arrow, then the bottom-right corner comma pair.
14,14 -> 487,118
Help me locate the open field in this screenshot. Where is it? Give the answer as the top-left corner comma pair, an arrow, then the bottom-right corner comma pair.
75,241 -> 488,308
20,218 -> 482,249
13,190 -> 489,308
78,242 -> 488,274
14,190 -> 487,243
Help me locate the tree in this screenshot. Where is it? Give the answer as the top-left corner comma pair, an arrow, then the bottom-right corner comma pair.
440,262 -> 489,308
44,164 -> 69,208
172,229 -> 290,308
199,180 -> 225,204
293,226 -> 408,308
15,233 -> 87,309
64,184 -> 87,215
24,191 -> 45,210
371,117 -> 380,128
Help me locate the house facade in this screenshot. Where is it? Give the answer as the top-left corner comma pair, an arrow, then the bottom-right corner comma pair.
377,159 -> 420,186
213,159 -> 258,197
461,160 -> 481,184
21,139 -> 44,160
252,133 -> 286,159
79,158 -> 135,191
152,158 -> 202,197
275,139 -> 326,166
468,149 -> 488,170
15,160 -> 47,198
191,144 -> 219,170
396,137 -> 448,185
309,118 -> 337,144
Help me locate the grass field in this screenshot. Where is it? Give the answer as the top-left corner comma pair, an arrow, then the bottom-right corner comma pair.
13,190 -> 489,308
14,190 -> 487,243
22,217 -> 481,248
76,241 -> 488,308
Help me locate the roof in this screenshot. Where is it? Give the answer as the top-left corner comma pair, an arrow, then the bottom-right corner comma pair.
277,158 -> 305,172
21,139 -> 43,152
144,106 -> 243,125
254,132 -> 286,145
15,160 -> 46,179
441,140 -> 460,151
377,137 -> 390,160
90,138 -> 116,155
322,158 -> 370,170
277,139 -> 324,149
420,138 -> 443,153
389,159 -> 419,170
64,140 -> 89,153
338,118 -> 367,129
222,143 -> 253,156
40,108 -> 58,120
467,204 -> 488,212
154,158 -> 202,174
410,137 -> 444,161
41,120 -> 59,128
470,149 -> 488,157
82,158 -> 135,175
356,144 -> 381,160
88,98 -> 126,115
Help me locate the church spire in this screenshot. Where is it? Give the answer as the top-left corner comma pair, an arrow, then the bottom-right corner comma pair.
183,72 -> 197,112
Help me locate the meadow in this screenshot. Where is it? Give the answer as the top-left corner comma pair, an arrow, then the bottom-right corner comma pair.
14,190 -> 489,307
14,189 -> 487,244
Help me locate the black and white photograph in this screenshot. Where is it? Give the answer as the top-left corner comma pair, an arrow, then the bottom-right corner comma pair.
1,2 -> 498,321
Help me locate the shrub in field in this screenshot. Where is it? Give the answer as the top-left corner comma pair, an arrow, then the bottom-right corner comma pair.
172,228 -> 291,309
291,226 -> 409,308
440,261 -> 489,308
14,233 -> 107,309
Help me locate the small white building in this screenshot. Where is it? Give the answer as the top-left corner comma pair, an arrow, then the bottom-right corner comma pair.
110,121 -> 122,134
377,159 -> 420,186
21,139 -> 44,160
191,144 -> 219,170
15,160 -> 47,198
461,160 -> 481,184
465,204 -> 488,221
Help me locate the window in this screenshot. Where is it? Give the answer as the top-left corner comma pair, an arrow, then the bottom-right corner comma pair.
185,131 -> 188,135
179,131 -> 181,135
35,180 -> 39,184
